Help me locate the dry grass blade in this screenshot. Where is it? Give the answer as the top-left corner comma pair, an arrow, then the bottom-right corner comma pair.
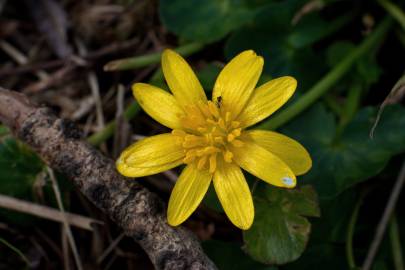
362,160 -> 405,270
370,73 -> 405,138
23,0 -> 72,58
47,167 -> 83,270
0,193 -> 103,230
97,233 -> 125,264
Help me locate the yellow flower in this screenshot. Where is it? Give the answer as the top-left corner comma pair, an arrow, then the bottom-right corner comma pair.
116,49 -> 312,230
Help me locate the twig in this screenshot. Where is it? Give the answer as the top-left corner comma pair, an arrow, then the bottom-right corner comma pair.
362,160 -> 405,270
0,193 -> 102,230
47,167 -> 83,270
0,88 -> 216,270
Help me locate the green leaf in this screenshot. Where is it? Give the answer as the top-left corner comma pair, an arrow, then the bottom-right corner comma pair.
326,41 -> 382,88
283,244 -> 347,270
243,184 -> 320,265
203,240 -> 276,270
0,138 -> 44,198
282,104 -> 405,199
0,138 -> 44,223
159,0 -> 256,43
197,63 -> 222,92
224,0 -> 351,87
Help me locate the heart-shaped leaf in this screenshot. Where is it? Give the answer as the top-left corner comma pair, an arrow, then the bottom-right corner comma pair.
282,104 -> 405,199
243,184 -> 320,264
159,0 -> 256,43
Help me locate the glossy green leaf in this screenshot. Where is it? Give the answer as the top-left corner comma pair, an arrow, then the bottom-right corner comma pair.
283,244 -> 347,270
197,63 -> 222,91
243,184 -> 320,265
159,0 -> 257,43
203,240 -> 276,270
282,104 -> 405,199
0,138 -> 44,223
224,0 -> 351,87
326,41 -> 381,87
0,138 -> 44,198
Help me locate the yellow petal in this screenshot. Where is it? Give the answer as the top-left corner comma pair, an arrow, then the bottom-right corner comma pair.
212,50 -> 263,118
167,164 -> 212,226
116,134 -> 184,177
238,76 -> 297,128
213,161 -> 254,230
132,83 -> 184,129
162,49 -> 207,108
233,140 -> 296,188
246,130 -> 312,175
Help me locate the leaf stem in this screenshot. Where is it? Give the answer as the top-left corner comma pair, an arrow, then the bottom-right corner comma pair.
104,42 -> 205,71
346,192 -> 364,269
258,17 -> 392,130
87,101 -> 140,146
378,0 -> 405,30
389,213 -> 404,270
0,237 -> 30,266
336,82 -> 363,138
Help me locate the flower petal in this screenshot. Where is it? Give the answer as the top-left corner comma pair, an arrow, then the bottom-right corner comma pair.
212,50 -> 263,118
116,134 -> 184,177
167,164 -> 212,226
132,83 -> 184,129
213,161 -> 254,230
162,49 -> 207,108
246,130 -> 312,175
233,140 -> 296,188
238,76 -> 297,128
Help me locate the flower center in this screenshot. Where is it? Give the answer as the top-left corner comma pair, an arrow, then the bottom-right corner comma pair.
172,100 -> 244,173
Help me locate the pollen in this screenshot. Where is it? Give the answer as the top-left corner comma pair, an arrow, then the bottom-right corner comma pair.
172,101 -> 244,174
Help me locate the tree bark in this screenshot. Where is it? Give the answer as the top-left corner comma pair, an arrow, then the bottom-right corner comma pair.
0,88 -> 216,270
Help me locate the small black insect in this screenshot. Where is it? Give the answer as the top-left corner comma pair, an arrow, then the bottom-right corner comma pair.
215,96 -> 223,108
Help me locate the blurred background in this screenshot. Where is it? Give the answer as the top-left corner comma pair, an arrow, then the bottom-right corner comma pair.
0,0 -> 404,269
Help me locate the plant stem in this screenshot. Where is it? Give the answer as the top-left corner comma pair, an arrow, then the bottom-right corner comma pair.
258,17 -> 392,130
389,213 -> 404,270
104,42 -> 205,71
324,94 -> 344,116
378,0 -> 405,30
0,237 -> 30,266
346,193 -> 364,269
87,101 -> 140,146
336,82 -> 362,138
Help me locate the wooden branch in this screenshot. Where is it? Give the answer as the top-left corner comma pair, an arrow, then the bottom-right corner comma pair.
0,88 -> 216,270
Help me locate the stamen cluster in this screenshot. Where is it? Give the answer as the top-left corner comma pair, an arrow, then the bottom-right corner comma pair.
172,101 -> 244,173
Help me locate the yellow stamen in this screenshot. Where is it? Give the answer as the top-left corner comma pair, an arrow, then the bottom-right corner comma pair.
177,101 -> 245,172
224,151 -> 233,163
197,155 -> 208,170
209,153 -> 217,173
231,139 -> 244,147
207,101 -> 220,118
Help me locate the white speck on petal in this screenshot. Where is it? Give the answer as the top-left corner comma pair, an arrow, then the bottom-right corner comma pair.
282,176 -> 294,187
